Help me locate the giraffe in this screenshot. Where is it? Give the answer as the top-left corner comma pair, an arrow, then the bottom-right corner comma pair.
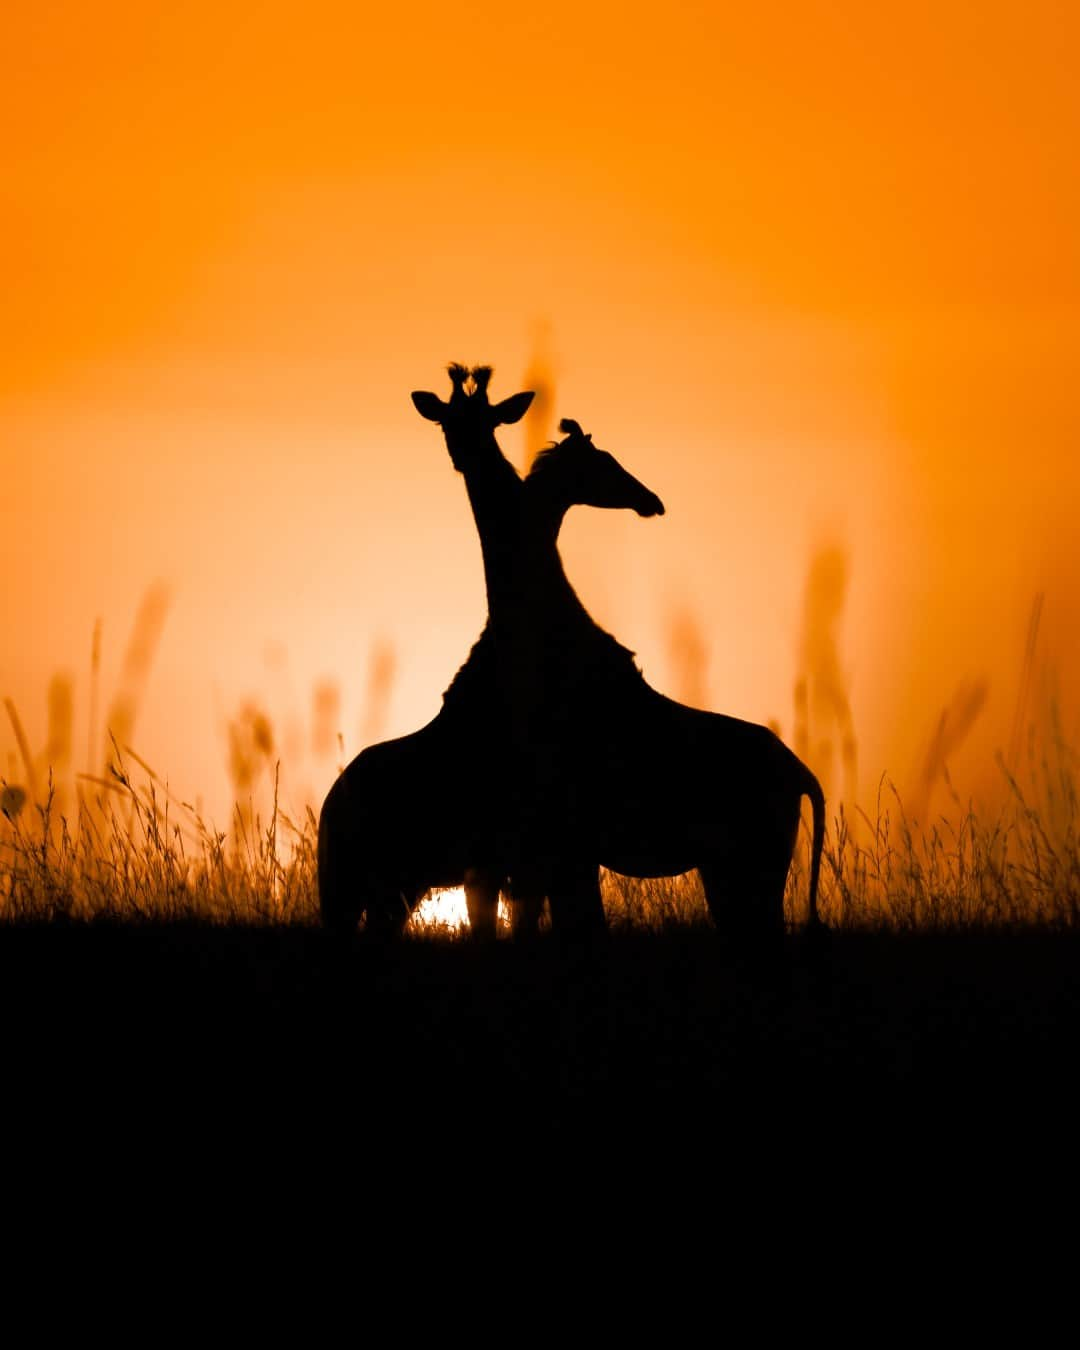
316,370 -> 665,939
411,364 -> 826,941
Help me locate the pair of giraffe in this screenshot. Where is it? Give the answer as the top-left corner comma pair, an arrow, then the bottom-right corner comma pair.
317,364 -> 825,941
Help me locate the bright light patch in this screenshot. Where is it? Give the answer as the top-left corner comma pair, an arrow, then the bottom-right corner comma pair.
412,886 -> 469,931
411,886 -> 511,933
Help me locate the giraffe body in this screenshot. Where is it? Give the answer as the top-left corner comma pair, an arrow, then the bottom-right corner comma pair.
318,365 -> 825,940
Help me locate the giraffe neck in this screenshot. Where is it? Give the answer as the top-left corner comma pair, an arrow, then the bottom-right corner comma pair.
455,434 -> 525,621
516,491 -> 591,628
442,448 -> 641,712
455,436 -> 592,634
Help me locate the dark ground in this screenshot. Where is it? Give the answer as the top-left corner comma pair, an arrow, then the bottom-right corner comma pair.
5,923 -> 1073,1323
4,922 -> 1077,1168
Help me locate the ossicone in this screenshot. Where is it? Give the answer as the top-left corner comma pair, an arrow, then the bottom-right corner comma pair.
558,418 -> 592,443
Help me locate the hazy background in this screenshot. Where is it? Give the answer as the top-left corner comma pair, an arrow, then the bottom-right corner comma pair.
3,1 -> 1077,829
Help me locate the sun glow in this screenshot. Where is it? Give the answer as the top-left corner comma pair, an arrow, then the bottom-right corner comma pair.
411,886 -> 513,935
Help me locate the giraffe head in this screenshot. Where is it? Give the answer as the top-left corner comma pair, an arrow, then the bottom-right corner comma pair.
411,364 -> 535,471
527,418 -> 666,518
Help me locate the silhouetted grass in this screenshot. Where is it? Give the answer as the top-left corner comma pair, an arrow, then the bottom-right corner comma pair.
819,729 -> 1079,932
1,754 -> 318,927
1,733 -> 1076,933
3,743 -> 1078,1187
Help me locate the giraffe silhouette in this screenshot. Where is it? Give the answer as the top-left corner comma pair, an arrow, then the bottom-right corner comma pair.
316,369 -> 665,938
409,363 -> 666,938
410,364 -> 826,941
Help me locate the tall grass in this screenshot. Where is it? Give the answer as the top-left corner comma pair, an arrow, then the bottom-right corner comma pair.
3,557 -> 1074,934
0,750 -> 318,927
1,731 -> 1076,933
805,738 -> 1080,931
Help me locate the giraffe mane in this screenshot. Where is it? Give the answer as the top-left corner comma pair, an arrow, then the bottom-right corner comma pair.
528,419 -> 593,478
441,622 -> 644,709
526,443 -> 560,476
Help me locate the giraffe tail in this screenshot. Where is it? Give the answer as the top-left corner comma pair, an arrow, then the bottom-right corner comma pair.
803,767 -> 827,930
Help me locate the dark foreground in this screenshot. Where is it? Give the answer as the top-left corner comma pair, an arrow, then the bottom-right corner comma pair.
4,921 -> 1078,1170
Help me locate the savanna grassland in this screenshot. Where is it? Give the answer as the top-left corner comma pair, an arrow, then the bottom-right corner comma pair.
3,582 -> 1079,1176
2,735 -> 1078,1179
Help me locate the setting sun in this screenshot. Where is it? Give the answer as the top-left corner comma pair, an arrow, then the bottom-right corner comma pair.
413,887 -> 480,934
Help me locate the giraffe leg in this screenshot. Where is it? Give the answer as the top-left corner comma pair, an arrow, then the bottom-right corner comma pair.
317,793 -> 364,937
700,853 -> 788,944
508,893 -> 546,939
319,875 -> 363,938
465,866 -> 501,942
507,866 -> 547,943
548,863 -> 607,941
363,883 -> 414,939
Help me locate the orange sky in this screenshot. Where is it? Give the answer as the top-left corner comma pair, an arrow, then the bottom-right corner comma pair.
3,1 -> 1078,827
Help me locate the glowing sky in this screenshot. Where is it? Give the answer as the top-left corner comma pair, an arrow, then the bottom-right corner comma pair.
3,1 -> 1078,826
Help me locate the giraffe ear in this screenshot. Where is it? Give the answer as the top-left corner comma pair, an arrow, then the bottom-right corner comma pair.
411,391 -> 446,423
493,391 -> 535,425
